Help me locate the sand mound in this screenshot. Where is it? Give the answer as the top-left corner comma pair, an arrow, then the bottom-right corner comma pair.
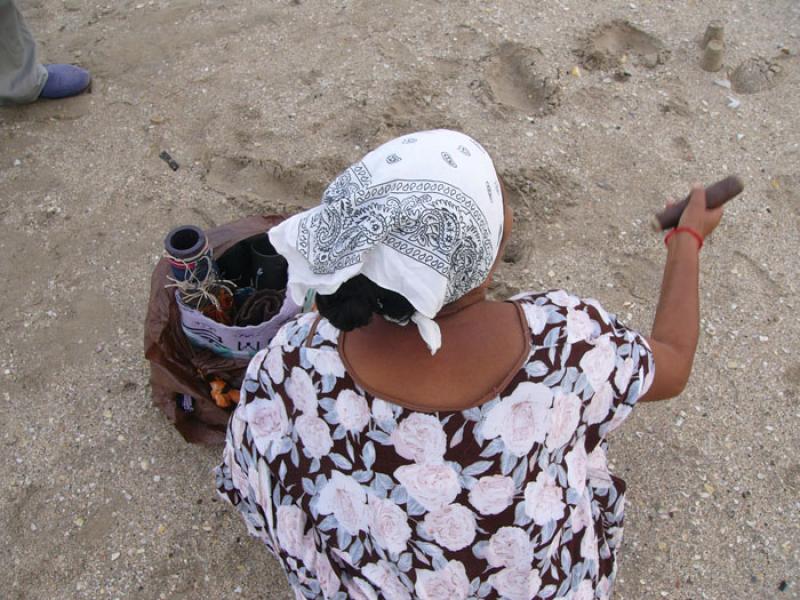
577,20 -> 669,70
731,56 -> 788,94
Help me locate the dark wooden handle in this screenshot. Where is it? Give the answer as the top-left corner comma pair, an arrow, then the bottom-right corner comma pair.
652,175 -> 744,231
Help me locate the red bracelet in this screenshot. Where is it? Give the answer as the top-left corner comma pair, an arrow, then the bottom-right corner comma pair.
664,226 -> 703,250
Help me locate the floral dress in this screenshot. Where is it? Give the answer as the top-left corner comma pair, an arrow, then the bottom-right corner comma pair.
215,290 -> 654,600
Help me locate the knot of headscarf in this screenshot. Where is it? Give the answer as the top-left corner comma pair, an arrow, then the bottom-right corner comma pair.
269,129 -> 504,354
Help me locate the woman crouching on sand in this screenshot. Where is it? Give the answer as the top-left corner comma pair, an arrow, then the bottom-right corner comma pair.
215,129 -> 723,599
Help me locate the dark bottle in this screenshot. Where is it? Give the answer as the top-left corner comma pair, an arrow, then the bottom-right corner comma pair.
249,234 -> 288,290
164,225 -> 212,282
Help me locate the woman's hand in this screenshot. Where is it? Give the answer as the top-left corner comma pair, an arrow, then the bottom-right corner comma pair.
676,184 -> 725,239
642,183 -> 725,402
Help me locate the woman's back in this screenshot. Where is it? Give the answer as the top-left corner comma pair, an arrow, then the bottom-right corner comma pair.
338,298 -> 530,411
216,289 -> 653,600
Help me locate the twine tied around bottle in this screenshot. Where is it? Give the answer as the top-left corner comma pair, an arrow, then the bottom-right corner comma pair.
164,253 -> 236,314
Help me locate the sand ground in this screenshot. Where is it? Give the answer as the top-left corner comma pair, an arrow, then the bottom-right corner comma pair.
1,0 -> 799,598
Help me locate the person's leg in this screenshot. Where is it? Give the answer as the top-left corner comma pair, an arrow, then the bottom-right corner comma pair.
0,0 -> 48,105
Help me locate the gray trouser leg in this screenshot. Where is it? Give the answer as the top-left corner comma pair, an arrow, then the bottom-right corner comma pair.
0,0 -> 48,105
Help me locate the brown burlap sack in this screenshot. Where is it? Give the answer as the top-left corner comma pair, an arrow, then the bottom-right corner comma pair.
144,215 -> 287,444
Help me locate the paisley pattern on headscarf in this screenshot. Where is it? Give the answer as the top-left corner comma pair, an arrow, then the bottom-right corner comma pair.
297,176 -> 494,304
269,130 -> 504,354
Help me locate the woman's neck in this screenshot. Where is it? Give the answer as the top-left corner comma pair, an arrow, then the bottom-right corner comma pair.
338,300 -> 530,411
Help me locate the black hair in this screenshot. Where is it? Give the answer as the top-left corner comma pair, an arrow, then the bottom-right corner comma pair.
316,274 -> 415,331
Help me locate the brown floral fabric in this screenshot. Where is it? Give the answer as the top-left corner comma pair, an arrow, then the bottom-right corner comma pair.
215,290 -> 654,600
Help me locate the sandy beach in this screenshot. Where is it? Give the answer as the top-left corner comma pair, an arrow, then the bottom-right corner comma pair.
1,0 -> 798,598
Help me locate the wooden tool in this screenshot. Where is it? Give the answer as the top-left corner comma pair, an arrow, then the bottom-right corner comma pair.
652,175 -> 744,231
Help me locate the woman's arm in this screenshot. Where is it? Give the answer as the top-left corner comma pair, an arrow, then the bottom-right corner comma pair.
640,185 -> 724,402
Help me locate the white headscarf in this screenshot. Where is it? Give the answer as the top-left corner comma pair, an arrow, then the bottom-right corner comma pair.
269,129 -> 504,354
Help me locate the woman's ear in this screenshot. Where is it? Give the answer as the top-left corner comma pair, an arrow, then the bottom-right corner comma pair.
503,203 -> 513,237
497,175 -> 513,254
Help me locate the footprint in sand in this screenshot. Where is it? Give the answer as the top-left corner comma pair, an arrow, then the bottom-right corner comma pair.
577,20 -> 669,70
476,42 -> 560,115
500,166 -> 578,224
206,156 -> 290,201
381,81 -> 460,131
730,56 -> 788,94
205,155 -> 322,209
611,252 -> 661,301
340,80 -> 462,148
